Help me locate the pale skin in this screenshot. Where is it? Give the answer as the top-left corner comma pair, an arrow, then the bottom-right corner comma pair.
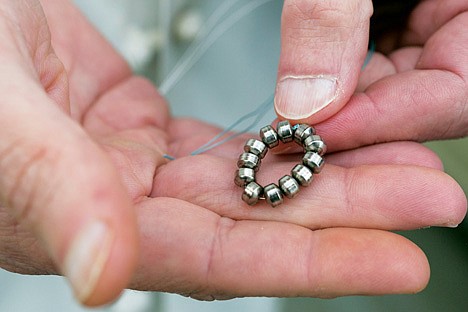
0,0 -> 466,308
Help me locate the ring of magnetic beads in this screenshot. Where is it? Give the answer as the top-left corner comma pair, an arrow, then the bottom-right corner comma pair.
235,121 -> 326,207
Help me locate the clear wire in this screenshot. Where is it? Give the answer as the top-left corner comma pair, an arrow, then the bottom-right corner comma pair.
190,94 -> 273,155
159,0 -> 274,95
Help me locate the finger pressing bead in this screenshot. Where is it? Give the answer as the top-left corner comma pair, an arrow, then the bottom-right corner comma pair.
234,168 -> 256,187
260,125 -> 279,148
277,120 -> 294,143
244,139 -> 268,159
237,152 -> 261,171
291,164 -> 313,186
242,182 -> 263,205
294,124 -> 316,145
303,152 -> 325,174
303,135 -> 327,156
279,175 -> 300,199
264,183 -> 284,207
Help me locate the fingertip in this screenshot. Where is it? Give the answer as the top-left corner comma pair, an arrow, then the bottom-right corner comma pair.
390,234 -> 430,294
276,0 -> 373,124
381,233 -> 431,294
79,182 -> 139,306
408,244 -> 431,294
63,220 -> 114,304
61,194 -> 139,306
274,75 -> 339,122
441,176 -> 468,228
415,144 -> 444,171
81,219 -> 139,306
313,229 -> 430,296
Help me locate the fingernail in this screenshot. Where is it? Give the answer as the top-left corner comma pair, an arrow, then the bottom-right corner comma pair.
275,75 -> 338,119
442,222 -> 460,228
63,220 -> 113,302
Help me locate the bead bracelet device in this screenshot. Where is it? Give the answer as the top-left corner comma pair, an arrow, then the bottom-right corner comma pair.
235,121 -> 326,207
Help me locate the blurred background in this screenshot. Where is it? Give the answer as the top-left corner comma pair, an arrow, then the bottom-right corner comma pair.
1,0 -> 467,311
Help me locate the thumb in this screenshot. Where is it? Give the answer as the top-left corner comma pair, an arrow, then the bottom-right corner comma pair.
275,0 -> 373,123
0,64 -> 138,305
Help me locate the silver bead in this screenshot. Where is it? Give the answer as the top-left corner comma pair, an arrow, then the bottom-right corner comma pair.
293,124 -> 316,145
234,168 -> 256,187
276,120 -> 294,143
237,152 -> 261,171
303,152 -> 325,174
242,182 -> 263,205
291,164 -> 313,186
303,135 -> 327,156
259,125 -> 279,148
264,183 -> 284,207
244,139 -> 268,159
279,175 -> 300,199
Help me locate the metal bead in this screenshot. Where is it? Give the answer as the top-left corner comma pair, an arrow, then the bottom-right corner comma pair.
291,164 -> 313,186
302,152 -> 325,174
293,124 -> 316,145
264,183 -> 284,207
234,168 -> 256,187
303,135 -> 327,156
279,175 -> 300,199
237,152 -> 261,171
259,125 -> 279,148
237,123 -> 325,207
244,139 -> 268,159
276,120 -> 294,143
242,182 -> 263,205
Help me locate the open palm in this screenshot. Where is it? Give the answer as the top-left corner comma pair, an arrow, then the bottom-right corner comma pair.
0,0 -> 465,307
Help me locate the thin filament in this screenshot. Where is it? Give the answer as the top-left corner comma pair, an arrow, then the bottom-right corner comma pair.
191,94 -> 273,155
159,0 -> 274,94
159,0 -> 240,94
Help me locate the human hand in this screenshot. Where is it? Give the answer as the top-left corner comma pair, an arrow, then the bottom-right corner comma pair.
274,0 -> 468,147
0,0 -> 143,306
0,0 -> 465,308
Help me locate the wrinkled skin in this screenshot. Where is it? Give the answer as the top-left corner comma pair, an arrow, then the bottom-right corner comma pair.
0,0 -> 466,307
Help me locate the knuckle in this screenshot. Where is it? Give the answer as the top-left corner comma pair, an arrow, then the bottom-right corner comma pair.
282,0 -> 373,51
190,217 -> 237,300
0,139 -> 58,224
0,208 -> 55,274
146,217 -> 239,301
284,0 -> 373,27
